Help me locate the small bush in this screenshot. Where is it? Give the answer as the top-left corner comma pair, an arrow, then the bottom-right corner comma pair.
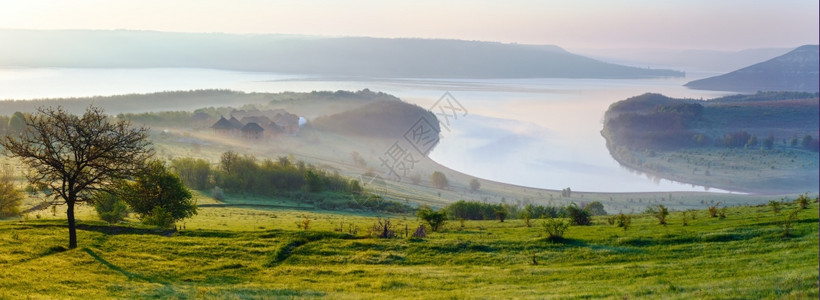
469,178 -> 480,192
647,205 -> 669,225
707,202 -> 721,218
430,171 -> 449,189
296,215 -> 311,230
542,218 -> 569,240
795,193 -> 811,209
371,218 -> 395,238
718,207 -> 727,219
520,212 -> 532,227
0,181 -> 23,218
141,206 -> 175,228
616,213 -> 631,231
781,209 -> 799,237
93,192 -> 128,224
494,207 -> 508,222
768,200 -> 781,213
412,225 -> 427,238
417,206 -> 447,232
565,203 -> 590,225
586,201 -> 607,216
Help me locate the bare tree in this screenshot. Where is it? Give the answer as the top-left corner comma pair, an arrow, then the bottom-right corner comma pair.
1,106 -> 153,248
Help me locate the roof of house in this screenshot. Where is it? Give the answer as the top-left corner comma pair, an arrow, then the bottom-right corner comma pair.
228,116 -> 244,128
240,122 -> 264,133
211,116 -> 236,130
240,116 -> 272,125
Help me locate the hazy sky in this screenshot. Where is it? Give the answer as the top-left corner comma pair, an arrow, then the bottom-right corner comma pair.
0,0 -> 816,50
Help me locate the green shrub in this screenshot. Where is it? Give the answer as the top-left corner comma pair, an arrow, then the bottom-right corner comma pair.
141,206 -> 175,228
769,200 -> 781,213
707,202 -> 721,218
119,160 -> 197,227
542,218 -> 569,240
494,207 -> 508,222
585,201 -> 607,216
565,203 -> 590,225
616,213 -> 631,230
795,193 -> 811,209
93,192 -> 128,224
520,212 -> 532,227
655,205 -> 669,225
781,209 -> 799,237
430,171 -> 449,189
296,215 -> 311,230
417,206 -> 447,232
0,176 -> 23,218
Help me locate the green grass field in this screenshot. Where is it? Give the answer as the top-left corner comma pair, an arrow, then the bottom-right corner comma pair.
1,199 -> 817,299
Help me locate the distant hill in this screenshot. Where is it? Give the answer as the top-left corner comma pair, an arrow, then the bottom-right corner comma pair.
312,100 -> 439,140
684,45 -> 819,92
0,29 -> 683,79
601,91 -> 819,194
575,47 -> 791,72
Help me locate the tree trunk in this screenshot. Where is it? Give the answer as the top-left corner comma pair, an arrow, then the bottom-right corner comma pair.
67,201 -> 77,249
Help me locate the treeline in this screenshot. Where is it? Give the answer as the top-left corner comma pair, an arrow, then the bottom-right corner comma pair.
713,91 -> 819,103
117,111 -> 196,127
170,152 -> 412,213
445,200 -> 607,221
172,152 -> 356,195
0,89 -> 268,114
720,131 -> 818,151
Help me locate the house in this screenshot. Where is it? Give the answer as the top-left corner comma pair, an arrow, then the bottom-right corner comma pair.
211,116 -> 240,135
240,116 -> 272,127
209,109 -> 301,139
273,112 -> 300,135
240,122 -> 264,139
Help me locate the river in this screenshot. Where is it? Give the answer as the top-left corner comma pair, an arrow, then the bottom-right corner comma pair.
0,67 -> 737,192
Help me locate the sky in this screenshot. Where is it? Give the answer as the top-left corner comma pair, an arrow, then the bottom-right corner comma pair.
0,0 -> 817,50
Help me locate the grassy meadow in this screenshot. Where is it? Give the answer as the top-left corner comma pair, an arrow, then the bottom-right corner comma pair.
1,193 -> 817,299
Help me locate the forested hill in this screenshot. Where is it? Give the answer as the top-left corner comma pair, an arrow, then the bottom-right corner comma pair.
685,45 -> 819,93
601,91 -> 819,194
0,29 -> 683,79
602,91 -> 820,151
312,100 -> 439,139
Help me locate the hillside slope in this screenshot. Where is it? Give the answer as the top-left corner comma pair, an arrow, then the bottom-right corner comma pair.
685,45 -> 819,92
0,29 -> 684,79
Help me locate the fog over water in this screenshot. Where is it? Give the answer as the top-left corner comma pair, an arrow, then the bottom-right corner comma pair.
0,67 -> 738,192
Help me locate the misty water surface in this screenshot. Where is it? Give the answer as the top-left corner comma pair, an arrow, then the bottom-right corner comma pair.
0,68 -> 736,192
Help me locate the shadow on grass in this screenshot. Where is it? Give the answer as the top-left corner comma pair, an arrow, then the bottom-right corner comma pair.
265,231 -> 356,267
27,222 -> 240,238
83,247 -> 155,283
539,237 -> 646,254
